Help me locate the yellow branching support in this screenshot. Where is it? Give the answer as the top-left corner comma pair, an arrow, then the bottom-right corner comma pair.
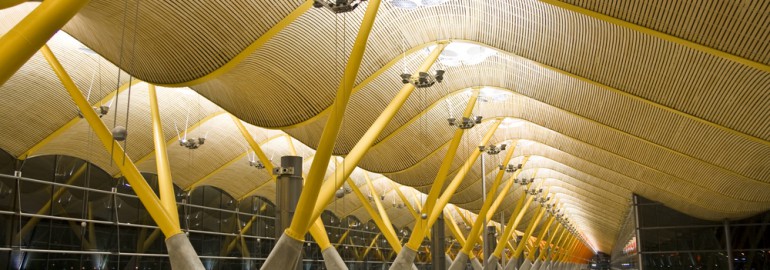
41,45 -> 181,237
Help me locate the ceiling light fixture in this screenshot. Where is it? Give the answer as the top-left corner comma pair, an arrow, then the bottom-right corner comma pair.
400,70 -> 445,88
313,0 -> 366,13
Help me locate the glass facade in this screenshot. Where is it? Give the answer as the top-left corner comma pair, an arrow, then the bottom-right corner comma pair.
0,151 -> 431,269
610,195 -> 770,270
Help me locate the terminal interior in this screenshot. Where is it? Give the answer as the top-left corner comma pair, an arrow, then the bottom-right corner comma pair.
0,1 -> 769,270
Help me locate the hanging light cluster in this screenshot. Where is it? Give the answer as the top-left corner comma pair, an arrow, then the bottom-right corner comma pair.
447,115 -> 482,129
313,0 -> 366,13
500,163 -> 523,172
400,70 -> 445,88
479,143 -> 507,155
247,152 -> 265,169
515,177 -> 535,185
78,105 -> 110,119
179,137 -> 205,149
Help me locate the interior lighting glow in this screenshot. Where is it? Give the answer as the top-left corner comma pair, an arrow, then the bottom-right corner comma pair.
388,0 -> 449,9
438,42 -> 498,67
500,118 -> 524,129
479,87 -> 509,102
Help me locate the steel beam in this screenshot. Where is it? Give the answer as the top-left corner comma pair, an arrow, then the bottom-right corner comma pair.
286,0 -> 382,241
148,84 -> 180,226
0,0 -> 90,87
306,43 -> 448,231
458,142 -> 517,256
41,45 -> 181,237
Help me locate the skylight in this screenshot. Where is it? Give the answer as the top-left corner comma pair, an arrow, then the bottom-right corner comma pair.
437,42 -> 497,67
388,0 -> 449,9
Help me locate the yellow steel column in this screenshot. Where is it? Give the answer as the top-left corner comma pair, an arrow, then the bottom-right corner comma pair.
334,229 -> 351,248
537,215 -> 561,261
363,234 -> 381,258
41,45 -> 180,237
347,178 -> 403,253
308,218 -> 332,250
406,90 -> 479,248
391,182 -> 419,219
559,236 -> 577,262
491,183 -> 544,258
0,0 -> 90,87
364,173 -> 399,240
548,224 -> 567,260
407,118 -> 498,250
526,214 -> 557,262
425,120 -> 501,226
444,211 -> 467,247
546,225 -> 567,261
148,84 -> 180,226
511,198 -> 550,260
286,0 -> 382,241
307,43 -> 448,229
457,142 -> 516,256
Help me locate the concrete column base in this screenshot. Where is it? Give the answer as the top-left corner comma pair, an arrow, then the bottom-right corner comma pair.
445,254 -> 453,269
504,259 -> 517,270
482,255 -> 500,270
261,233 -> 303,270
448,252 -> 469,270
165,233 -> 205,270
530,260 -> 542,270
519,260 -> 533,270
389,246 -> 418,270
322,247 -> 348,270
471,258 -> 483,270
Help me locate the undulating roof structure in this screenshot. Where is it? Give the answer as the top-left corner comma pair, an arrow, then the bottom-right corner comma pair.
1,0 -> 769,254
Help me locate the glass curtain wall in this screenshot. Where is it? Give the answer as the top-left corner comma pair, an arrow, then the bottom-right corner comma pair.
0,151 -> 432,269
610,195 -> 770,270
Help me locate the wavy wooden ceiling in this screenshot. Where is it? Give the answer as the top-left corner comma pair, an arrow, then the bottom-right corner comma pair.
1,0 -> 769,252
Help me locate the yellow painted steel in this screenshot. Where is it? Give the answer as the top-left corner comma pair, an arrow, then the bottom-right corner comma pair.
559,234 -> 577,262
285,135 -> 297,156
347,177 -> 403,253
309,218 -> 332,250
548,224 -> 567,260
527,215 -> 557,261
364,173 -> 399,239
363,234 -> 381,258
511,195 -> 554,260
148,84 -> 180,226
425,120 -> 501,225
13,163 -> 86,243
128,111 -> 227,170
403,90 -> 480,250
390,182 -> 419,219
20,79 -> 141,159
306,43 -> 448,228
286,0 -> 382,241
546,225 -> 567,261
444,211 -> 467,247
538,220 -> 562,261
484,157 -> 531,221
491,182 -> 542,258
334,229 -> 351,248
41,45 -> 181,237
458,140 -> 516,256
187,134 -> 284,191
0,0 -> 90,87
